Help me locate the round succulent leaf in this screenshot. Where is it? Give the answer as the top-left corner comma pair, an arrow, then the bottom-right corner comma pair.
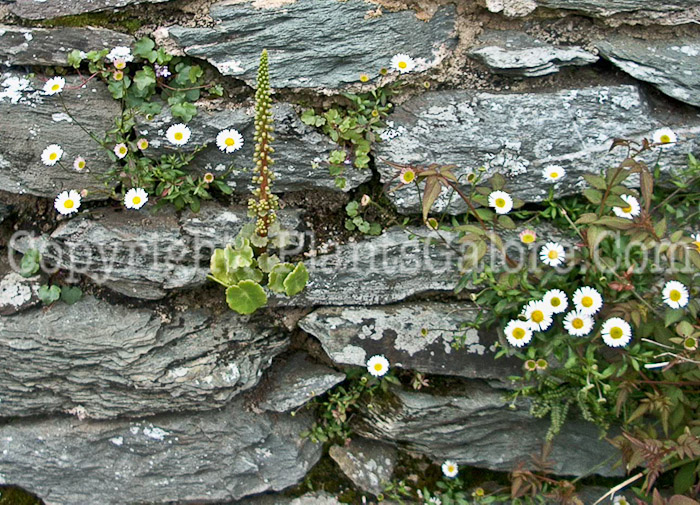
283,262 -> 309,297
268,263 -> 294,294
225,280 -> 267,315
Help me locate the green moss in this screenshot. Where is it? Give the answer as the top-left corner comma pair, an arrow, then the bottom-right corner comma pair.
0,486 -> 44,505
285,452 -> 360,503
25,12 -> 143,34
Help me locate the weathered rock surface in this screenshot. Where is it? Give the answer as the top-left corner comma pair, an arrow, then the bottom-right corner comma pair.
239,493 -> 345,505
376,85 -> 700,214
0,271 -> 39,315
468,30 -> 598,77
140,103 -> 371,193
257,352 -> 345,413
484,0 -> 700,24
0,296 -> 288,418
328,438 -> 397,496
0,72 -> 118,200
356,384 -> 621,477
0,25 -> 133,66
597,36 -> 700,107
300,302 -> 521,380
5,0 -> 173,20
168,0 -> 457,89
273,228 -> 461,307
11,204 -> 303,300
0,399 -> 321,504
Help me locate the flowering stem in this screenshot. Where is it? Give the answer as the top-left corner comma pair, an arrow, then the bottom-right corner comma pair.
58,94 -> 107,150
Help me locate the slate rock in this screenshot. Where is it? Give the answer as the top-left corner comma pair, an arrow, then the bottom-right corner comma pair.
5,0 -> 173,20
0,72 -> 118,200
0,400 -> 321,504
597,36 -> 700,107
328,438 -> 397,496
238,493 -> 345,505
0,25 -> 133,66
11,204 -> 303,300
468,30 -> 598,77
0,271 -> 40,315
168,0 -> 457,89
356,384 -> 622,477
140,102 -> 371,193
257,352 -> 346,413
300,302 -> 521,380
375,85 -> 700,214
0,296 -> 288,418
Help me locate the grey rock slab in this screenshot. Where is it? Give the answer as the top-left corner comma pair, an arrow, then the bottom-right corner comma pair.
0,296 -> 288,418
238,493 -> 345,505
257,352 -> 345,413
300,302 -> 521,380
355,384 -> 622,477
328,438 -> 396,496
11,203 -> 303,300
376,85 -> 700,214
597,36 -> 700,107
0,72 -> 118,200
270,227 -> 462,307
0,400 -> 321,504
0,25 -> 133,66
167,0 -> 457,89
0,271 -> 40,315
468,30 -> 598,77
6,0 -> 174,20
140,102 -> 371,193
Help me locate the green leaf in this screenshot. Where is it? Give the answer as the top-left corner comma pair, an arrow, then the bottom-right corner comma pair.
133,66 -> 156,91
225,280 -> 267,315
490,173 -> 505,190
60,286 -> 82,305
133,37 -> 157,62
673,463 -> 696,495
171,102 -> 197,122
583,174 -> 608,190
268,263 -> 294,294
20,249 -> 41,277
583,188 -> 602,204
497,214 -> 516,229
283,262 -> 309,297
257,253 -> 280,273
67,49 -> 84,69
38,284 -> 61,305
345,201 -> 359,218
665,309 -> 685,327
329,150 -> 346,165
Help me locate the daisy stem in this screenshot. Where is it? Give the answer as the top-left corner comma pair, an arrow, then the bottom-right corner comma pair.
59,94 -> 108,151
555,204 -> 585,242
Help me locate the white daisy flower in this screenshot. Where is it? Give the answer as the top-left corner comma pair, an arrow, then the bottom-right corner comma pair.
441,460 -> 458,478
54,190 -> 81,215
488,190 -> 513,215
542,165 -> 565,182
366,355 -> 389,377
563,310 -> 594,337
390,53 -> 416,74
692,233 -> 700,253
216,128 -> 244,153
601,317 -> 632,348
539,242 -> 565,267
43,76 -> 65,95
166,123 -> 191,146
400,168 -> 416,185
543,289 -> 568,314
613,496 -> 629,505
519,229 -> 537,244
73,157 -> 86,172
137,138 -> 149,150
522,300 -> 554,332
662,280 -> 689,309
652,128 -> 677,146
504,319 -> 533,347
41,144 -> 63,166
612,195 -> 640,220
114,143 -> 128,159
124,188 -> 148,210
572,286 -> 603,315
106,46 -> 133,63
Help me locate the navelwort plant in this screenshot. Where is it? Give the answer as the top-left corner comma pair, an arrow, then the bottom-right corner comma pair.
208,50 -> 309,315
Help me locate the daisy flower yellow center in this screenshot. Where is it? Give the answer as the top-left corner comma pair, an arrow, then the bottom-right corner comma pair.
522,234 -> 534,243
581,296 -> 593,307
78,161 -> 85,168
398,61 -> 407,69
512,327 -> 526,339
132,196 -> 141,205
50,152 -> 58,160
622,206 -> 632,213
531,310 -> 545,324
572,318 -> 584,329
225,137 -> 235,147
64,199 -> 74,209
669,289 -> 681,302
548,250 -> 559,260
610,327 -> 623,339
374,363 -> 383,372
175,132 -> 184,141
52,84 -> 60,91
550,171 -> 559,178
495,198 -> 505,207
403,171 -> 415,183
660,134 -> 671,143
119,146 -> 127,154
550,297 -> 561,307
360,74 -> 369,82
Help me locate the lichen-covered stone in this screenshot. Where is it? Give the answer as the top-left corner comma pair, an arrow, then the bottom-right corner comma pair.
597,36 -> 700,107
468,30 -> 598,77
256,352 -> 346,413
329,438 -> 397,496
0,72 -> 119,200
11,204 -> 302,300
0,296 -> 288,418
376,86 -> 700,214
356,384 -> 622,477
140,103 -> 371,193
5,0 -> 173,20
300,302 -> 521,380
0,399 -> 321,504
0,271 -> 39,315
0,25 -> 133,66
168,0 -> 457,89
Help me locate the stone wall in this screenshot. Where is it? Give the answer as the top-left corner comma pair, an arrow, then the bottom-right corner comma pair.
0,0 -> 698,503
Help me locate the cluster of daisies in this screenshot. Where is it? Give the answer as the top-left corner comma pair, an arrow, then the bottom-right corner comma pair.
358,53 -> 416,84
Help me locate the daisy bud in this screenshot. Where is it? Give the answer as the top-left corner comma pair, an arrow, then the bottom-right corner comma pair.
360,194 -> 371,206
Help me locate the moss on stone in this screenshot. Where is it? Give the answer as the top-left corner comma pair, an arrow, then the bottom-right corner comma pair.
285,452 -> 359,503
25,12 -> 143,34
0,486 -> 44,505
